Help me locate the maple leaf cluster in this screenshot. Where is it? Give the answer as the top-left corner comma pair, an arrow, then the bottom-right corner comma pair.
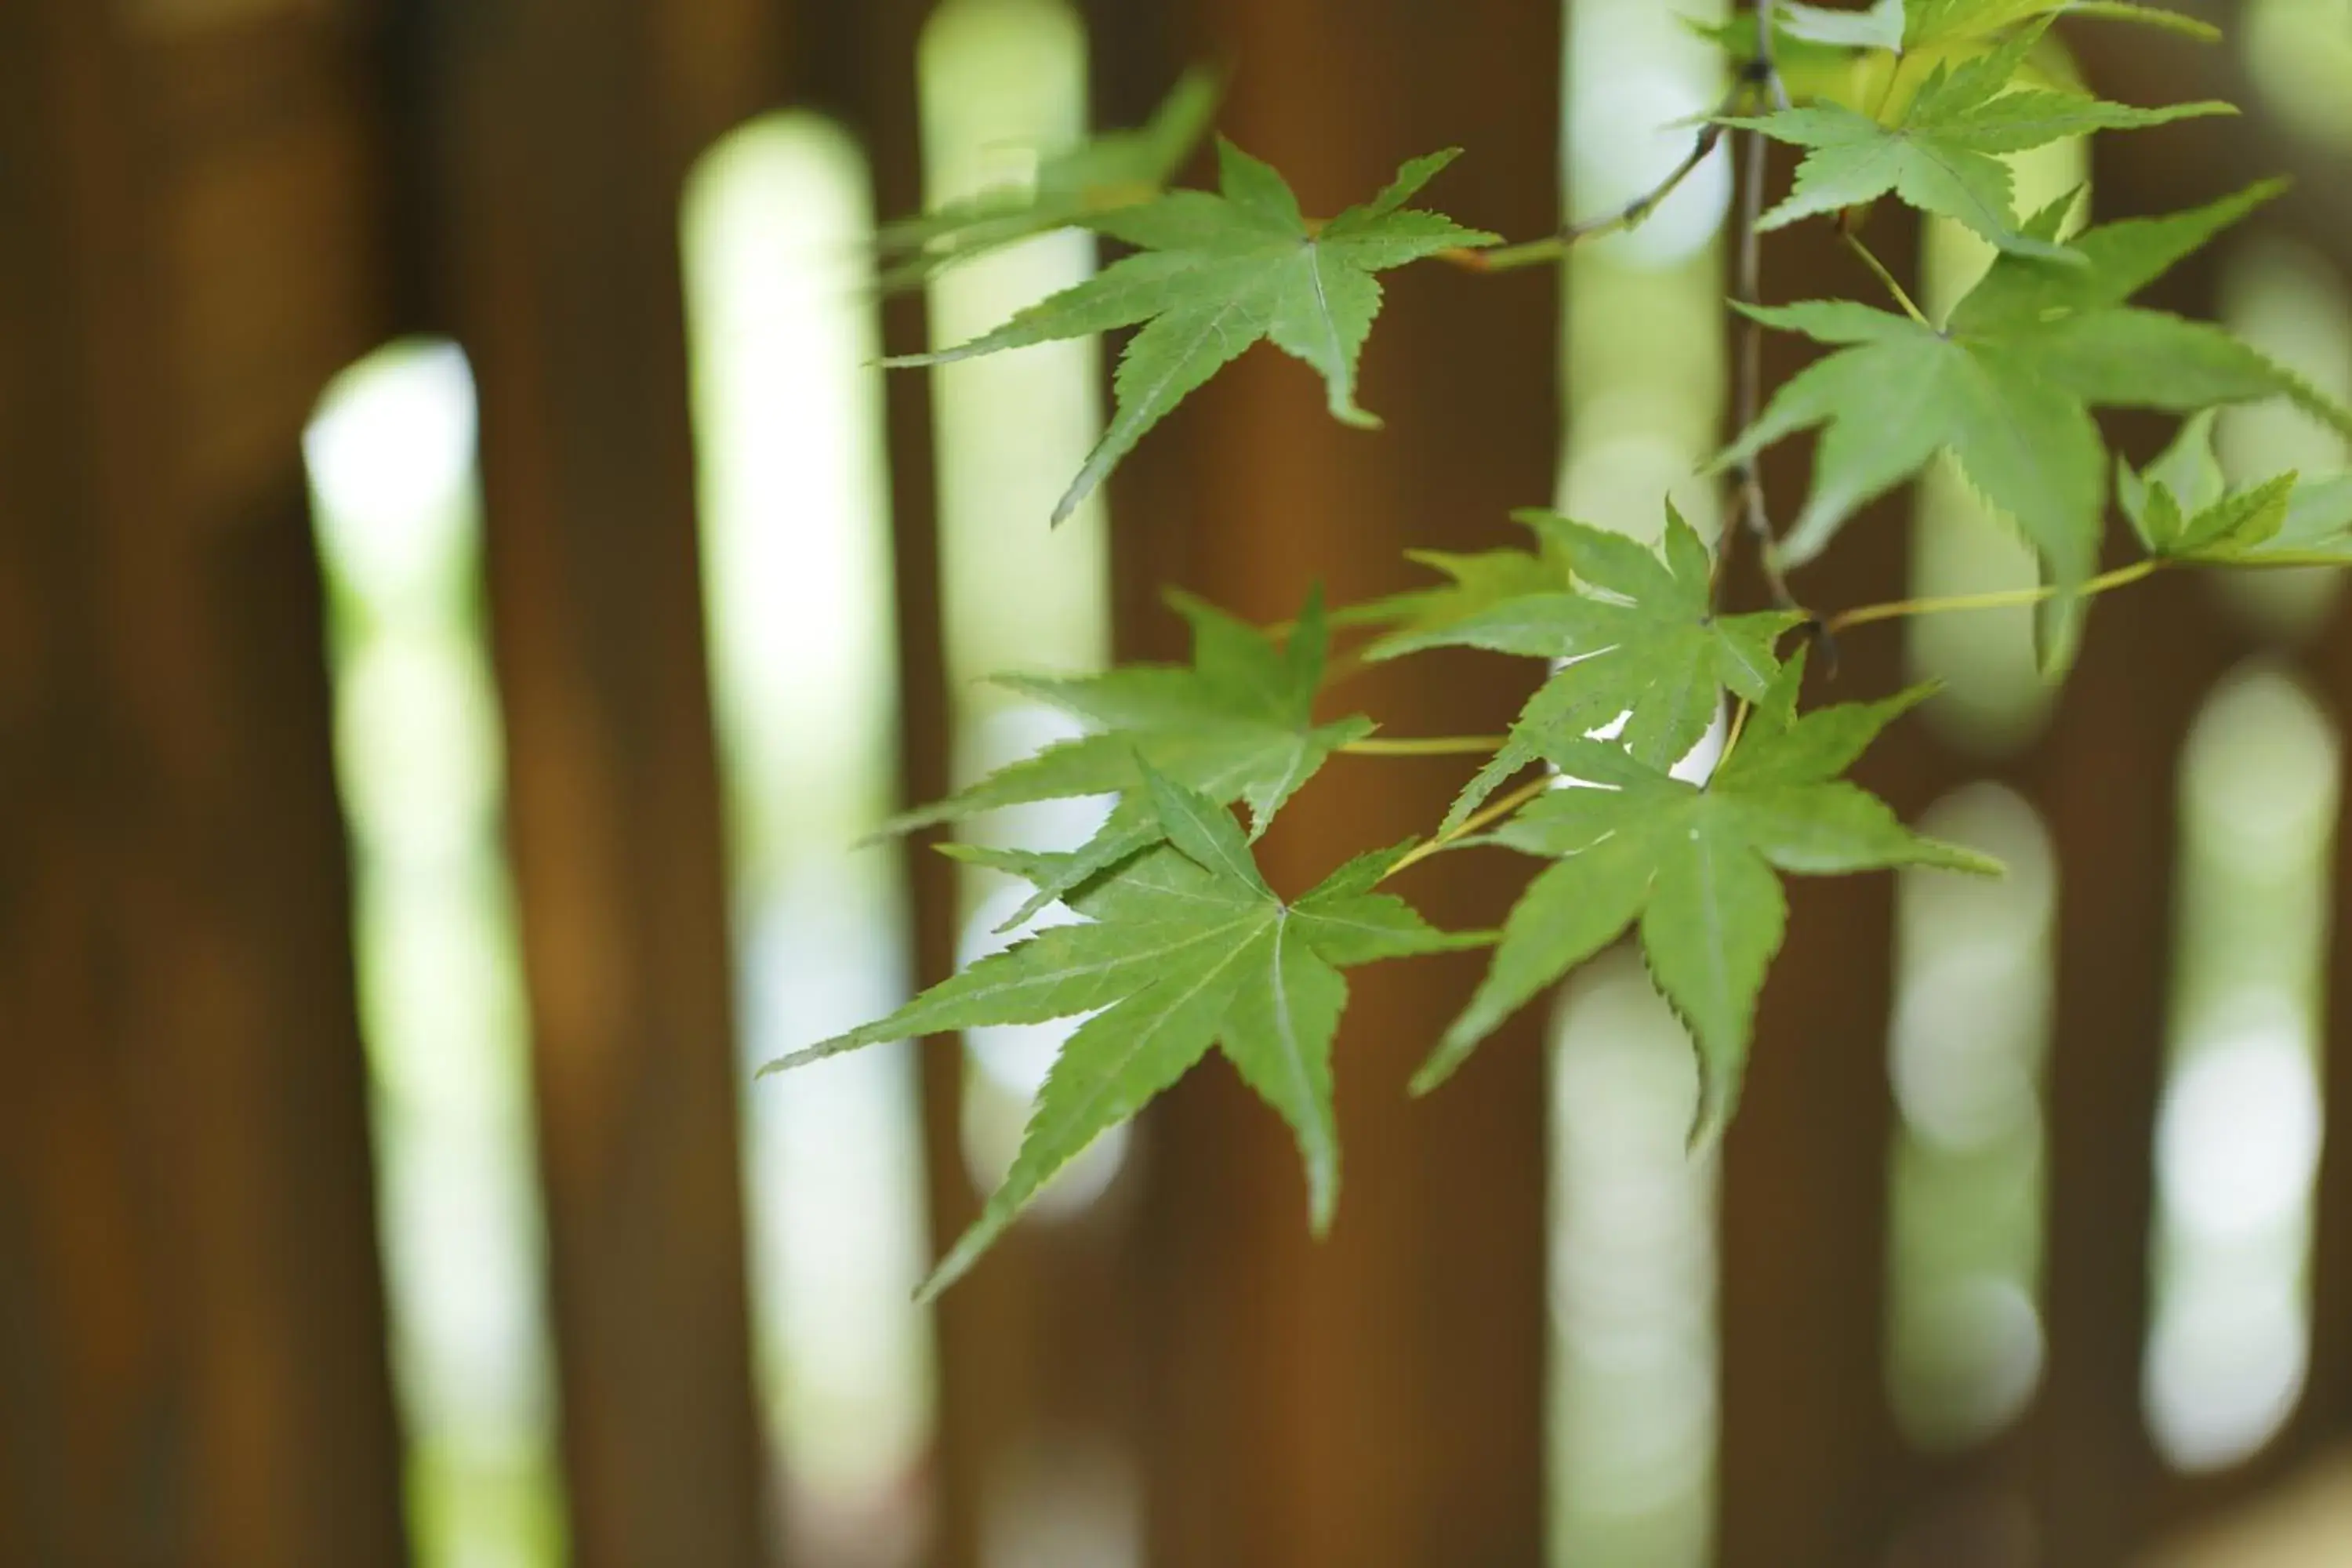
764,0 -> 2352,1294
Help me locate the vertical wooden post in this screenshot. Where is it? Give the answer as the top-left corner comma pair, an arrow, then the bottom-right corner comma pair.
0,2 -> 405,1563
2315,618 -> 2352,1449
1714,208 -> 1918,1568
412,0 -> 781,1560
1089,3 -> 1560,1563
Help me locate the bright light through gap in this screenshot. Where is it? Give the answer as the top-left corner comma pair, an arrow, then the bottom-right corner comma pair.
307,340 -> 567,1568
681,110 -> 935,1564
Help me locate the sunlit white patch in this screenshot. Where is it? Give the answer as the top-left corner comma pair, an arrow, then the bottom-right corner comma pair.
308,339 -> 564,1566
306,343 -> 477,598
2147,1269 -> 2310,1472
1570,68 -> 1732,269
2158,1020 -> 2322,1244
684,114 -> 901,855
684,107 -> 932,1546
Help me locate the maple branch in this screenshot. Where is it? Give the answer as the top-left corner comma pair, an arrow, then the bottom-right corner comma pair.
1757,0 -> 1792,112
1381,775 -> 1555,882
1722,0 -> 1801,618
1718,695 -> 1758,769
1826,557 -> 2164,635
1842,230 -> 1929,326
1343,735 -> 1508,757
1445,74 -> 1762,275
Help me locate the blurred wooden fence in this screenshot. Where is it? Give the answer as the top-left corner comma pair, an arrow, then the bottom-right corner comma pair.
2,1 -> 2349,1564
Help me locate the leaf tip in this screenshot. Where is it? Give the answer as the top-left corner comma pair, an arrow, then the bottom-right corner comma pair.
1682,1064 -> 1738,1158
916,1221 -> 996,1304
1683,1104 -> 1729,1160
1409,1029 -> 1479,1098
1048,481 -> 1092,527
1307,1177 -> 1340,1238
757,1048 -> 823,1086
1928,841 -> 2007,878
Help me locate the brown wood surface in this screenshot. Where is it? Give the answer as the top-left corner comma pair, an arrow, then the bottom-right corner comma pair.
2020,568 -> 2229,1568
1087,4 -> 1560,1563
2314,610 -> 2352,1451
0,2 -> 407,1563
409,0 -> 782,1560
1713,200 -> 1919,1568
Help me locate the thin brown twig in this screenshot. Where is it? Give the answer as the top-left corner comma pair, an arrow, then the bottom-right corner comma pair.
1450,84 -> 1748,274
1759,0 -> 1795,112
1566,114 -> 1732,243
1722,0 -> 1804,623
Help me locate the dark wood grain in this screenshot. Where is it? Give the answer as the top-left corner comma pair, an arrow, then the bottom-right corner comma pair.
1088,3 -> 1560,1563
1714,198 -> 1918,1568
0,3 -> 407,1562
408,0 -> 782,1559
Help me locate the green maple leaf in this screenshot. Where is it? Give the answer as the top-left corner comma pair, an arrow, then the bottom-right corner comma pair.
888,140 -> 1497,523
1371,506 -> 1798,833
2252,477 -> 2352,564
764,768 -> 1473,1298
2111,413 -> 2352,565
1726,22 -> 2229,257
884,589 -> 1370,927
2115,412 -> 2299,561
1331,507 -> 1579,644
1904,0 -> 2217,50
1719,182 -> 2352,662
1704,2 -> 2213,111
1733,0 -> 2212,56
876,68 -> 1220,290
1417,653 -> 1996,1148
